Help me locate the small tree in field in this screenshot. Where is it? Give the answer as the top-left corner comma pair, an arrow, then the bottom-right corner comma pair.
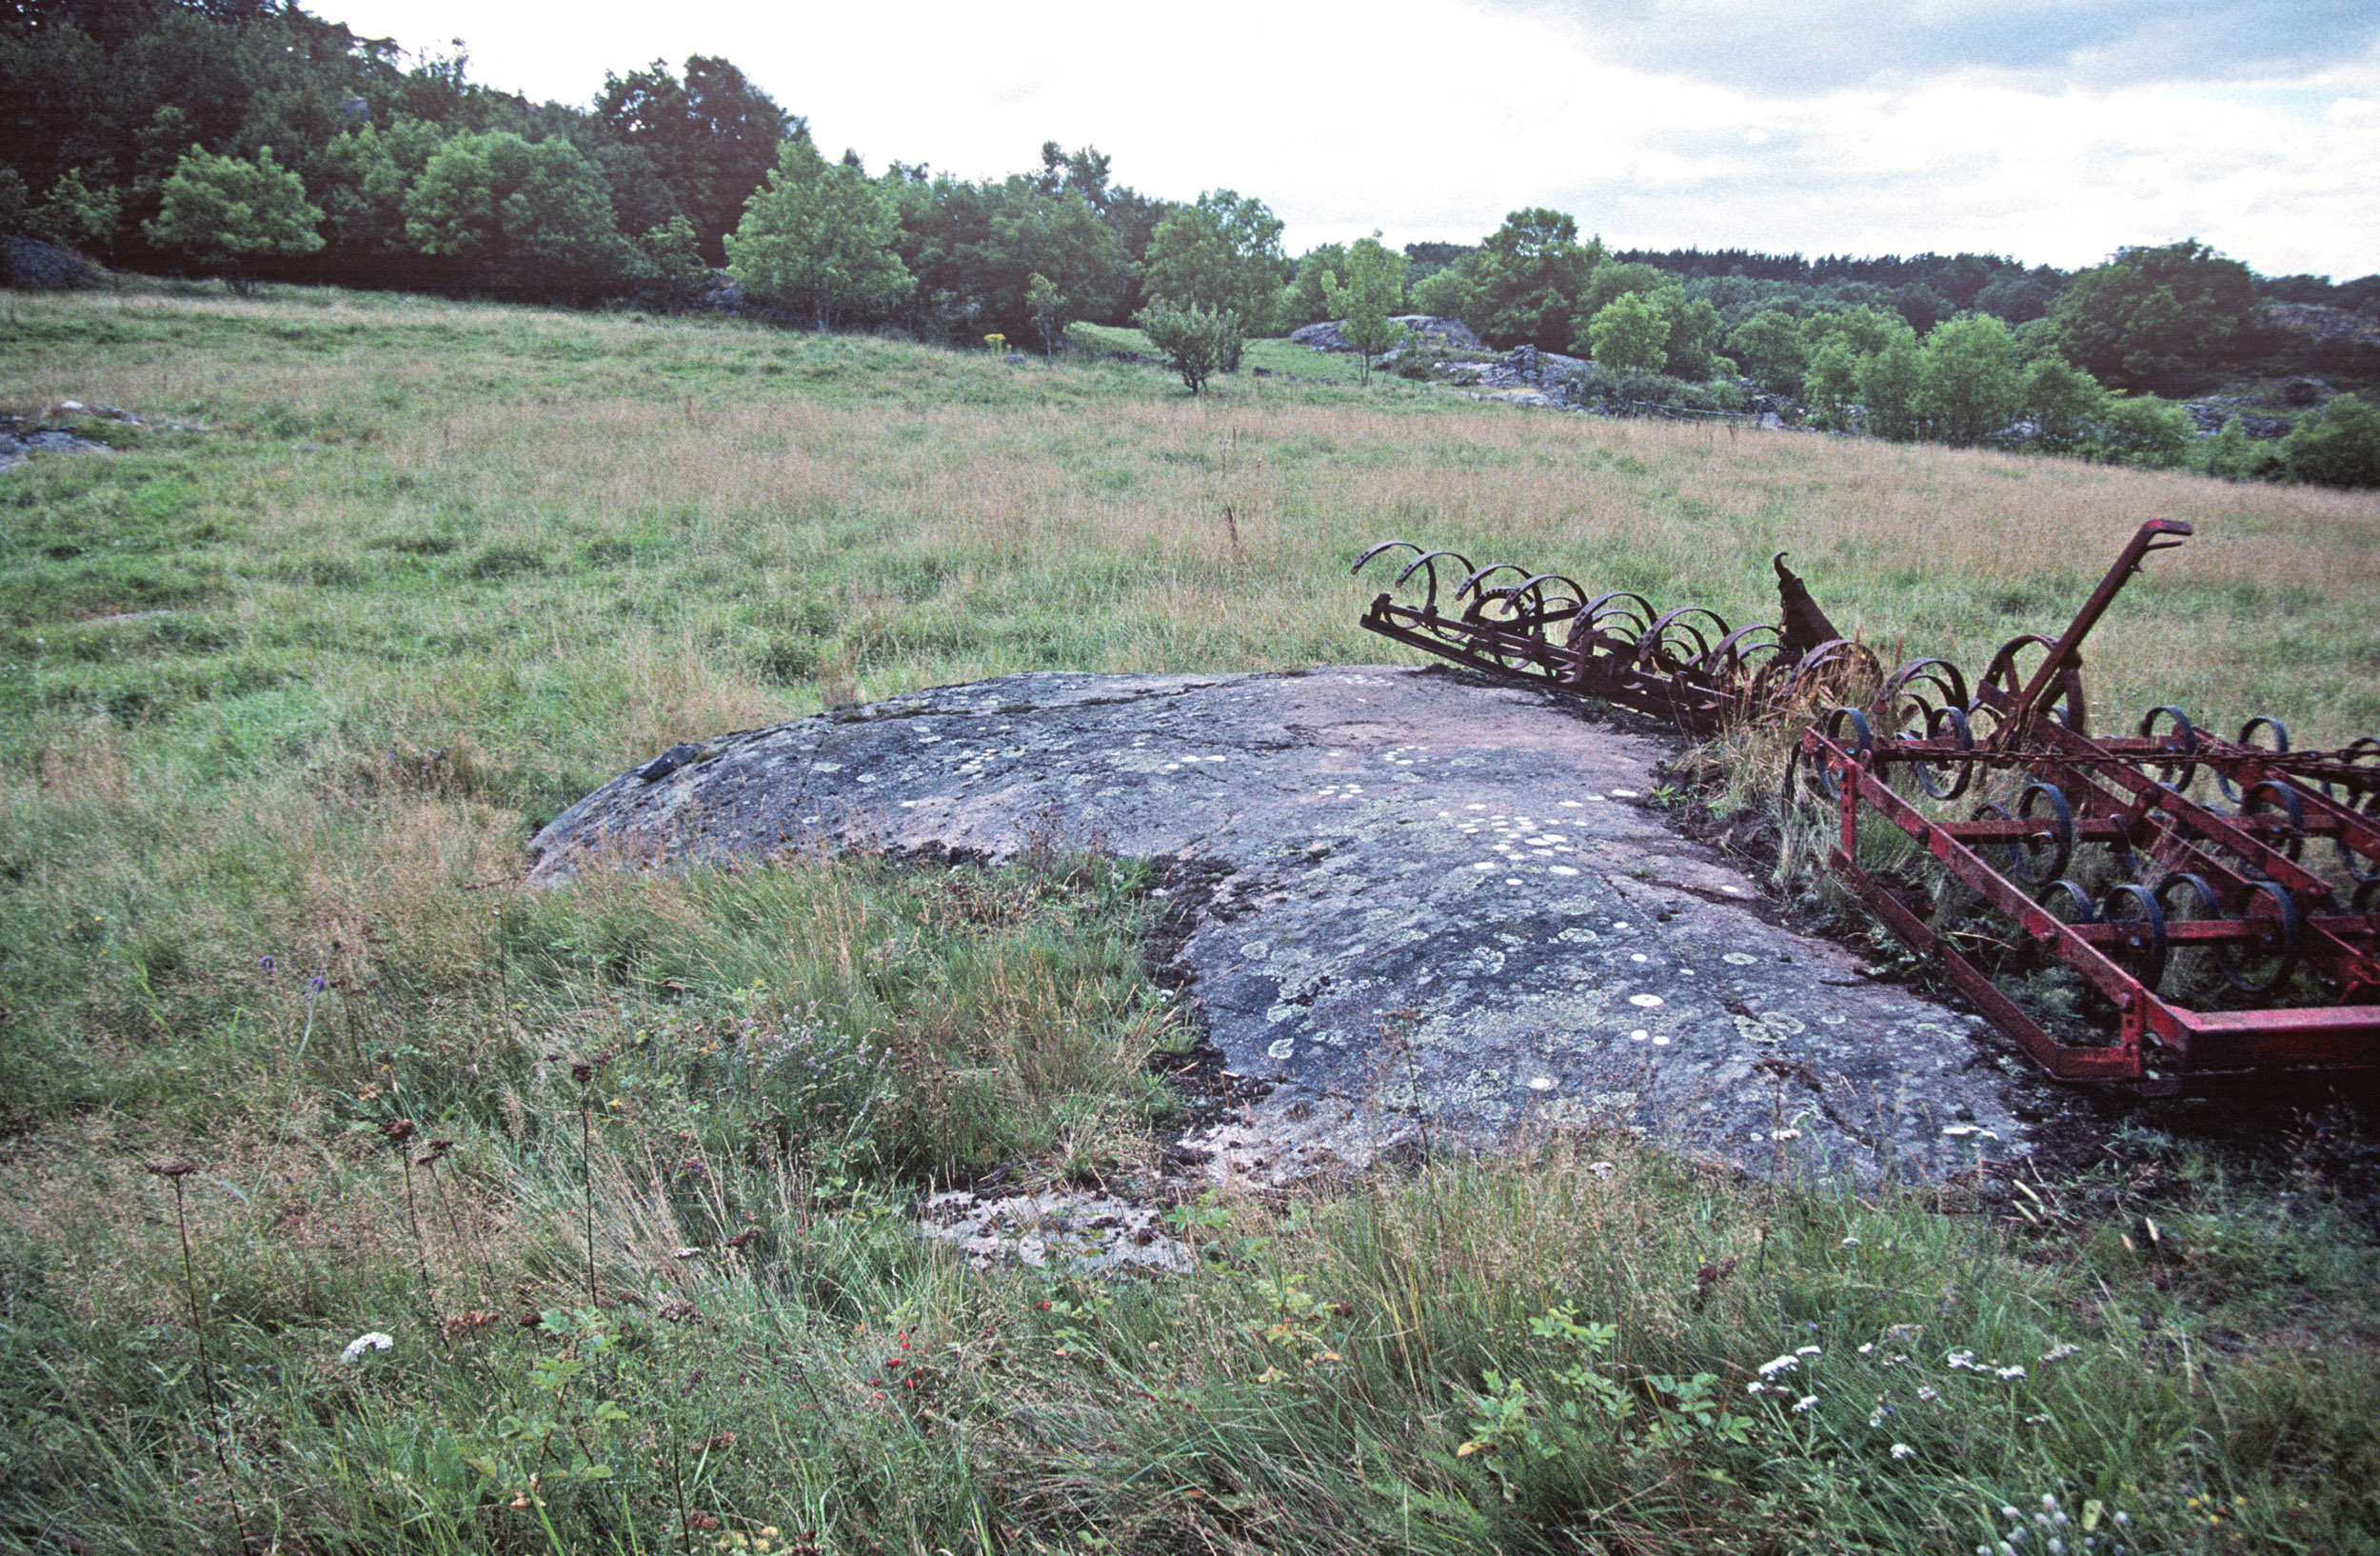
1026,271 -> 1066,363
1321,232 -> 1407,386
145,146 -> 322,292
1136,297 -> 1240,394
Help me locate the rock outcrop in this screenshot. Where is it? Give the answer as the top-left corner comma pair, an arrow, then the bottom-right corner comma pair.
1289,315 -> 1483,354
529,668 -> 2029,1187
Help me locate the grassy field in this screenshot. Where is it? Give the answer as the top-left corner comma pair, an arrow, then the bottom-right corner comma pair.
3,281 -> 2379,1555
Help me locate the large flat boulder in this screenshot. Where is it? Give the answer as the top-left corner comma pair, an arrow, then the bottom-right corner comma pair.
528,668 -> 2028,1185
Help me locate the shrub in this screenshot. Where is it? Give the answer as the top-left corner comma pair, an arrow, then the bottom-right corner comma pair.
2196,415 -> 2285,481
2092,393 -> 2194,468
2280,392 -> 2380,488
143,146 -> 322,292
1133,296 -> 1241,394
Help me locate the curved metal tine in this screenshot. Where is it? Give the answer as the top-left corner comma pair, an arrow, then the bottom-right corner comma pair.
1781,638 -> 1882,699
1385,548 -> 1476,614
1486,571 -> 1579,629
1880,656 -> 1973,717
1638,606 -> 1729,670
1705,622 -> 1785,679
1352,540 -> 1423,578
1455,561 -> 1537,605
1515,572 -> 1593,623
2218,715 -> 2291,804
1580,590 -> 1656,637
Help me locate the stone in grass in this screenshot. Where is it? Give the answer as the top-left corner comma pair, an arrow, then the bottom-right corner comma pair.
529,666 -> 2031,1188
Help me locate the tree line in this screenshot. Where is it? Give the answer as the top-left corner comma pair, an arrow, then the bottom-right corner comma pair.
4,0 -> 2375,486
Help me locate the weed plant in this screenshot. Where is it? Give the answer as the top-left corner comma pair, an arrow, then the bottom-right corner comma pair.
2,283 -> 2377,1552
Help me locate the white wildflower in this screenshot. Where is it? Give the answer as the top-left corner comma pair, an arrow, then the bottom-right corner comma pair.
339,1331 -> 394,1366
2001,1506 -> 2021,1521
2042,1495 -> 2057,1511
1797,1345 -> 1822,1356
2040,1343 -> 2080,1364
1793,1394 -> 1819,1414
1747,1381 -> 1766,1394
1839,1235 -> 1860,1247
1857,1342 -> 1874,1354
1947,1348 -> 1976,1369
1918,1386 -> 1939,1401
1892,1443 -> 1915,1460
1997,1365 -> 2029,1381
1758,1353 -> 1800,1377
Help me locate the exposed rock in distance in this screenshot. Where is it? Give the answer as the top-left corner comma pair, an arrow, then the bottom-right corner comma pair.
528,667 -> 2030,1188
1289,315 -> 1483,354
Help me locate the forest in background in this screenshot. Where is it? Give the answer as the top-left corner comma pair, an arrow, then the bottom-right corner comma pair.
5,0 -> 2380,485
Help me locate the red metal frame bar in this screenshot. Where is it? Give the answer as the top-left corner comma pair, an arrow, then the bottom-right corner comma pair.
1353,523 -> 2380,1085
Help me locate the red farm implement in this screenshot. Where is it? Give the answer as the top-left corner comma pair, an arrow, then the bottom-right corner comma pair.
1354,522 -> 2380,1088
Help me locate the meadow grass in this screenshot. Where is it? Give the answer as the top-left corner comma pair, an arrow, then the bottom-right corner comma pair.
2,281 -> 2378,1554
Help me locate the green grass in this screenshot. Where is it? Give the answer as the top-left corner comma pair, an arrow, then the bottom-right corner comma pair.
2,280 -> 2378,1554
1065,321 -> 1379,385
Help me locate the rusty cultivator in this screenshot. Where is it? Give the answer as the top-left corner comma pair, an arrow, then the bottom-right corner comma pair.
1354,522 -> 2380,1088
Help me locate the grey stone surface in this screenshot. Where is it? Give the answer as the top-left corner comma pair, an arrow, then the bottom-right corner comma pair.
528,667 -> 2027,1186
1289,315 -> 1484,354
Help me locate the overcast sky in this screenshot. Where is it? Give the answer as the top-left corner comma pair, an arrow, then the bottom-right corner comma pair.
329,0 -> 2380,279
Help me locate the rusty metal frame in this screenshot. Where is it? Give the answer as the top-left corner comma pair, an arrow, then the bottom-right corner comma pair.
1354,523 -> 2380,1086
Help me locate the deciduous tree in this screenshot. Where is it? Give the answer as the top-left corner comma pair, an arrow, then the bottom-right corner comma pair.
725,137 -> 911,329
1142,189 -> 1286,335
1585,290 -> 1669,372
1320,233 -> 1406,386
143,144 -> 320,290
1914,312 -> 2021,446
2037,239 -> 2256,394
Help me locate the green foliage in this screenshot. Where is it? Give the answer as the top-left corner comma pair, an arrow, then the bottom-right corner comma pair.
1859,336 -> 1927,441
1140,189 -> 1287,336
406,131 -> 635,302
311,119 -> 446,269
2092,393 -> 2194,468
1468,207 -> 1601,351
2281,392 -> 2380,488
889,172 -> 1130,346
1801,338 -> 1865,430
142,145 -> 323,290
2020,355 -> 2108,454
1801,304 -> 1910,360
726,139 -> 912,329
1133,295 -> 1241,394
593,55 -> 793,263
1656,292 -> 1726,378
2038,239 -> 2258,394
1571,260 -> 1667,329
1025,271 -> 1065,361
29,167 -> 123,252
1409,262 -> 1482,330
1319,233 -> 1408,386
2196,414 -> 2285,481
1727,308 -> 1809,392
1585,290 -> 1670,372
631,214 -> 711,312
1913,312 -> 2022,446
1283,240 -> 1351,330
